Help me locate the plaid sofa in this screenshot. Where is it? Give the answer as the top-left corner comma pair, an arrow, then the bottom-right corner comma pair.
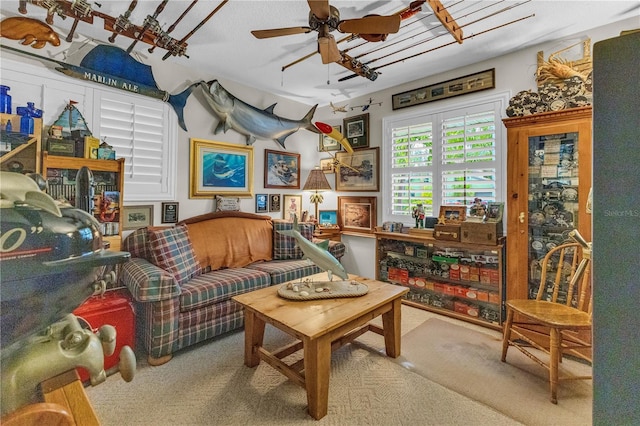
120,211 -> 345,365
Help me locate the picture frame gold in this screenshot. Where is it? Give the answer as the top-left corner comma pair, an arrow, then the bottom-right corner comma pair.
338,196 -> 377,234
318,124 -> 342,152
335,147 -> 379,192
319,158 -> 335,174
343,113 -> 369,149
438,205 -> 467,224
283,194 -> 302,222
392,69 -> 495,110
122,205 -> 154,230
189,139 -> 253,198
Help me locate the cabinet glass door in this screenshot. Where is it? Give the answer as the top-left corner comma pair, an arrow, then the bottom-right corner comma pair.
527,132 -> 580,299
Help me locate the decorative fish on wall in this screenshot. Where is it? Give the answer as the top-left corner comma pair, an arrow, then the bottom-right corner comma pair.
0,44 -> 194,131
197,80 -> 320,148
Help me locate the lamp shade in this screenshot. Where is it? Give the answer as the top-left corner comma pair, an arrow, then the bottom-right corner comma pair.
303,169 -> 332,191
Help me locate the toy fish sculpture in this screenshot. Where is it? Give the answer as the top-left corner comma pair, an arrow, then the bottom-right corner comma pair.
197,80 -> 320,148
277,218 -> 348,281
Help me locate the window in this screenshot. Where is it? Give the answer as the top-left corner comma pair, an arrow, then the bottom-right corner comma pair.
93,90 -> 177,202
382,95 -> 506,224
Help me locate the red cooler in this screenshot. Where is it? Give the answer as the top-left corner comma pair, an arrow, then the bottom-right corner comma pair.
73,289 -> 135,382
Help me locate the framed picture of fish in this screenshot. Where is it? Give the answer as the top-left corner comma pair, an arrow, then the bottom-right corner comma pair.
189,139 -> 254,198
264,149 -> 301,189
338,196 -> 377,235
335,147 -> 380,192
283,194 -> 302,222
318,124 -> 342,152
343,113 -> 369,149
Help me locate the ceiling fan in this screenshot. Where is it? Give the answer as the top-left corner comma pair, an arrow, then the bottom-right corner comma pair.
251,0 -> 402,64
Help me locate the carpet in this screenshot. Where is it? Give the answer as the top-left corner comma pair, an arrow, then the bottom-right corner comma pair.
391,318 -> 592,426
85,308 -> 521,425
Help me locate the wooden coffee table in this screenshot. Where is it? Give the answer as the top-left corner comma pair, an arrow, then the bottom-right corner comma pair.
232,273 -> 409,420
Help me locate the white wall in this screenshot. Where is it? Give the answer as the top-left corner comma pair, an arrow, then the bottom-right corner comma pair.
1,17 -> 636,279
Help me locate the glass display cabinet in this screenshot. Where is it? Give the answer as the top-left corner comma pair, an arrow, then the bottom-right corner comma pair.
503,106 -> 592,302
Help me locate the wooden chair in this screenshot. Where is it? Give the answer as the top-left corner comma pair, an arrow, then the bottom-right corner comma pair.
501,233 -> 592,404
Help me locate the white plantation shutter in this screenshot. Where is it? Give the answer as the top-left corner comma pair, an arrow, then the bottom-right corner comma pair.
383,97 -> 505,224
93,90 -> 176,201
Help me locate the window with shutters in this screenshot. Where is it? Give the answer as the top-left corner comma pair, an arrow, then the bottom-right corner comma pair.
93,90 -> 177,202
382,95 -> 506,224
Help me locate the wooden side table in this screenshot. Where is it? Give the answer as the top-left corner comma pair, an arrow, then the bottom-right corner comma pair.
313,227 -> 342,242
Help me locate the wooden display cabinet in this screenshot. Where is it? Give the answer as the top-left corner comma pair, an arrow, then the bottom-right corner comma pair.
503,107 -> 592,302
1,113 -> 42,174
41,152 -> 125,251
375,231 -> 506,330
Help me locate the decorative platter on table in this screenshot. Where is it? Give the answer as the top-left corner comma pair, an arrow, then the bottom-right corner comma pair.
278,279 -> 368,300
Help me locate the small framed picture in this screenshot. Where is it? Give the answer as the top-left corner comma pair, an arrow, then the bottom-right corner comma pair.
486,202 -> 504,222
318,210 -> 338,228
255,193 -> 268,213
122,205 -> 154,230
264,149 -> 301,189
338,196 -> 377,234
343,113 -> 369,149
319,124 -> 342,152
320,158 -> 335,174
161,202 -> 179,224
269,194 -> 281,212
283,194 -> 302,222
438,205 -> 467,224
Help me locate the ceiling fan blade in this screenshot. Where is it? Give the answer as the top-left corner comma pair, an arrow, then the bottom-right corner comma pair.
338,14 -> 401,35
317,35 -> 341,64
251,27 -> 311,39
308,0 -> 331,20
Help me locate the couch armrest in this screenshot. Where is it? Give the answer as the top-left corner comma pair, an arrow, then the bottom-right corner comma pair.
312,239 -> 346,260
120,258 -> 181,302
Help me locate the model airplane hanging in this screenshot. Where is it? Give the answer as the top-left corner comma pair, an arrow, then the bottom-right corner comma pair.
329,101 -> 348,114
197,80 -> 320,148
350,98 -> 382,111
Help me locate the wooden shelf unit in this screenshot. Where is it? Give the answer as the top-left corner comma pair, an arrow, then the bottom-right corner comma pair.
375,231 -> 505,330
41,152 -> 125,251
1,113 -> 42,174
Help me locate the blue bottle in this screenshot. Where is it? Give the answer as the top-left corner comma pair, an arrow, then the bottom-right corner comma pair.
5,119 -> 12,132
0,85 -> 11,114
17,103 -> 35,135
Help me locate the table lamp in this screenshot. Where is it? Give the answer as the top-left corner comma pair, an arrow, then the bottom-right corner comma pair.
303,167 -> 332,221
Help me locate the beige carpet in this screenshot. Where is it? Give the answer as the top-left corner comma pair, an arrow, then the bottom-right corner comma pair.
85,306 -> 523,425
390,318 -> 592,426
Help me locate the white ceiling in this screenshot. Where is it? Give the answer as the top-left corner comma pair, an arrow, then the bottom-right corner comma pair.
1,1 -> 638,107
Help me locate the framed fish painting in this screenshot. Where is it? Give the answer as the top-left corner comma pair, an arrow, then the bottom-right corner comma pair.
264,149 -> 301,189
189,139 -> 254,198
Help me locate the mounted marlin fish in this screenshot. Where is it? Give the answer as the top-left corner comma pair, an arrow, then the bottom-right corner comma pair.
197,80 -> 320,148
277,218 -> 348,281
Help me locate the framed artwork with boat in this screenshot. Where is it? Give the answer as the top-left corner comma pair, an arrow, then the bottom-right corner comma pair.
264,149 -> 301,189
189,139 -> 254,198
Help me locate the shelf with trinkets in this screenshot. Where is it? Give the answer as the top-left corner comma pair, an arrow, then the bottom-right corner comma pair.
375,230 -> 506,329
0,113 -> 42,174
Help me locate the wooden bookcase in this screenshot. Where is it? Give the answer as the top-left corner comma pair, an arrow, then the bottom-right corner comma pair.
1,113 -> 42,174
375,231 -> 505,330
41,152 -> 125,251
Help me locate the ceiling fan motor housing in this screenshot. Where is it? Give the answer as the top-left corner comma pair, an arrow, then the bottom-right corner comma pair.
308,5 -> 340,32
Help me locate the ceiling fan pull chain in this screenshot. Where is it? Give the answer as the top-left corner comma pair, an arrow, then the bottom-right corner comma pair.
327,63 -> 331,85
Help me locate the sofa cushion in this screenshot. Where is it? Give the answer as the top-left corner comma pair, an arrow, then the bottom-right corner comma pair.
273,220 -> 314,260
122,227 -> 152,261
184,213 -> 273,271
179,267 -> 271,311
247,259 -> 323,285
148,224 -> 201,286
